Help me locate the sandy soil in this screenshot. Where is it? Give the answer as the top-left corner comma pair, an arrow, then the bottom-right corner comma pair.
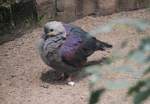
0,9 -> 150,104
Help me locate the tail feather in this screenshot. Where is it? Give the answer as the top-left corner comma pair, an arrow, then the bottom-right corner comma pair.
96,40 -> 112,51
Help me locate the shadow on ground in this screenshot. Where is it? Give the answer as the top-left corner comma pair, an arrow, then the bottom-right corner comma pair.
40,57 -> 108,85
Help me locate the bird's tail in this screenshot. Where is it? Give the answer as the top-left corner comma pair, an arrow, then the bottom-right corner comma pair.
96,39 -> 112,51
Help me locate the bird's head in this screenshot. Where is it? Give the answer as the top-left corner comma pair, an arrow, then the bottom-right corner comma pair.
44,21 -> 66,38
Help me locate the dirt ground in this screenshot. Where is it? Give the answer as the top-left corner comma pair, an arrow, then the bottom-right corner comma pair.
0,9 -> 150,104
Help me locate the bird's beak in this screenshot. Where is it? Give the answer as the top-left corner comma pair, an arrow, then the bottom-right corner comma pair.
47,31 -> 67,39
47,32 -> 57,36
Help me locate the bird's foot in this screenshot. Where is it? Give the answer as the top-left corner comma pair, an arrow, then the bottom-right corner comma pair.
66,74 -> 75,86
67,81 -> 75,86
56,72 -> 76,86
56,73 -> 68,81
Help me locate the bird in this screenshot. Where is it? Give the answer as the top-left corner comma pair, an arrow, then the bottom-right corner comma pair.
38,21 -> 112,86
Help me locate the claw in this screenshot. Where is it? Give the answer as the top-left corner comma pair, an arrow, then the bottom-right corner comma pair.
68,81 -> 75,86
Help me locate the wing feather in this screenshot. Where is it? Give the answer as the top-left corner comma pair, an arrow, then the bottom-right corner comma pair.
59,26 -> 97,67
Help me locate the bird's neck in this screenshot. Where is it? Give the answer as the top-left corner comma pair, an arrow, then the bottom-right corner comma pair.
42,34 -> 51,40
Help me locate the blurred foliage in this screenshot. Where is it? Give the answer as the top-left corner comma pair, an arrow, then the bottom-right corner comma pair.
0,0 -> 15,7
89,18 -> 150,35
128,77 -> 150,104
0,0 -> 37,43
87,18 -> 150,104
128,38 -> 150,104
89,89 -> 105,104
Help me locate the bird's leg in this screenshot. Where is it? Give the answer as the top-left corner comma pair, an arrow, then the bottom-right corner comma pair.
56,73 -> 67,81
60,73 -> 65,80
66,74 -> 75,86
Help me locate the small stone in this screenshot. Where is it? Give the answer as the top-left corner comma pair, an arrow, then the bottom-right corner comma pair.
11,75 -> 16,78
40,84 -> 49,88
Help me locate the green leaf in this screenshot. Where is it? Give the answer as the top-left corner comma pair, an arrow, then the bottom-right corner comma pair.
128,51 -> 146,64
106,79 -> 131,90
134,89 -> 150,104
89,74 -> 100,85
89,89 -> 105,104
145,56 -> 150,63
140,37 -> 150,52
85,65 -> 102,85
103,58 -> 113,64
128,81 -> 146,95
112,65 -> 133,73
85,65 -> 101,75
90,18 -> 150,35
144,66 -> 150,75
128,78 -> 150,95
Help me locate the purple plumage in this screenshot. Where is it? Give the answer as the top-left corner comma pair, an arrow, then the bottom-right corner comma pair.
59,32 -> 84,67
59,24 -> 111,67
60,33 -> 82,58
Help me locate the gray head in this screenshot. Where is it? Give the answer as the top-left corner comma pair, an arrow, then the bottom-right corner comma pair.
44,21 -> 66,37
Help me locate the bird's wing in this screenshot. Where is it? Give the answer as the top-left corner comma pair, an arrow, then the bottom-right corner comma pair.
59,27 -> 97,67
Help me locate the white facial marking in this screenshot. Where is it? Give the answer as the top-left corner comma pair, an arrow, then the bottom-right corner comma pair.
45,21 -> 66,37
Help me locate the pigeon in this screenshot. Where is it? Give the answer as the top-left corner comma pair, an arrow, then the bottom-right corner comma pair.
38,21 -> 112,85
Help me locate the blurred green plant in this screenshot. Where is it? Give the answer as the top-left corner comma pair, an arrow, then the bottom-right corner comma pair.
89,89 -> 105,104
89,18 -> 150,35
127,38 -> 150,104
128,76 -> 150,104
86,18 -> 150,104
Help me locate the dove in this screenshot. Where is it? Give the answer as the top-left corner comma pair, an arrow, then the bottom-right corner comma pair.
38,21 -> 112,85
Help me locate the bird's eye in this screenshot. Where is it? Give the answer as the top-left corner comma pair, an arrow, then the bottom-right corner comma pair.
50,29 -> 54,32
